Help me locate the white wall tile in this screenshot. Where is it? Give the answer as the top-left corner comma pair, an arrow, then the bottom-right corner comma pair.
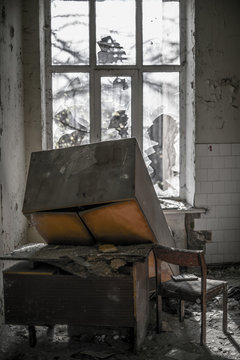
207,194 -> 220,205
223,253 -> 239,263
206,144 -> 219,156
206,218 -> 219,230
212,182 -> 224,193
232,169 -> 240,180
196,169 -> 208,181
207,194 -> 231,205
221,242 -> 235,254
200,156 -> 213,169
224,156 -> 236,169
212,230 -> 225,242
232,241 -> 240,252
232,144 -> 240,155
236,156 -> 240,168
195,194 -> 207,207
205,242 -> 218,255
224,181 -> 237,193
215,205 -> 240,218
200,181 -> 213,194
231,193 -> 240,205
218,218 -> 240,230
219,144 -> 232,156
223,230 -> 240,242
219,169 -> 232,181
211,254 -> 224,263
196,144 -> 208,157
195,143 -> 240,264
207,169 -> 219,181
194,218 -> 207,231
219,193 -> 232,205
212,156 -> 225,169
195,181 -> 201,193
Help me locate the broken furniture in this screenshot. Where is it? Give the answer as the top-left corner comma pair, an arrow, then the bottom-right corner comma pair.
2,243 -> 151,350
2,138 -> 177,351
22,138 -> 176,250
153,244 -> 228,345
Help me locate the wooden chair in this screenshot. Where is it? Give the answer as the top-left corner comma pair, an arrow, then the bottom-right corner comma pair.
153,244 -> 228,345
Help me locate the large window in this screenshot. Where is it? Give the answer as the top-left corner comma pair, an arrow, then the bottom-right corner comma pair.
42,0 -> 185,199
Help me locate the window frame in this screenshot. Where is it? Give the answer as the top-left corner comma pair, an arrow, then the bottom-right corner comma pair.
40,0 -> 187,200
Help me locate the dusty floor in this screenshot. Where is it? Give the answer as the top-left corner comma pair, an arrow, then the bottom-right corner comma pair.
0,265 -> 239,360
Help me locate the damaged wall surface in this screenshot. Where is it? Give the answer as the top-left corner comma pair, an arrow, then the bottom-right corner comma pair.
195,0 -> 240,143
0,0 -> 27,323
194,0 -> 240,263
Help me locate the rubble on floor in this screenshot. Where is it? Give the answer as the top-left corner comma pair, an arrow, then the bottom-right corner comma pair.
0,265 -> 239,360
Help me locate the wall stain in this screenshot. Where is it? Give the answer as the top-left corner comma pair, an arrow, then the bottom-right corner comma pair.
1,6 -> 6,24
0,185 -> 3,234
9,25 -> 14,38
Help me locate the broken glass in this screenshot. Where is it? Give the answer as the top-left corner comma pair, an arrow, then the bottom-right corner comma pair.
101,77 -> 131,141
96,0 -> 135,65
143,72 -> 179,198
143,0 -> 180,65
51,0 -> 89,65
52,73 -> 90,148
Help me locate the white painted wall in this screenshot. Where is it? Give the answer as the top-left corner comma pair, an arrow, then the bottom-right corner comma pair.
0,0 -> 27,322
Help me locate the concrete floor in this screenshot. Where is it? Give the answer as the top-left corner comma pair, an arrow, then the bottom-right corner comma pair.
0,265 -> 239,360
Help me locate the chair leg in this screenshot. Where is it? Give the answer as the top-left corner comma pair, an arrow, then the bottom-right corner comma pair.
201,299 -> 207,345
223,283 -> 228,333
179,300 -> 185,322
156,295 -> 163,333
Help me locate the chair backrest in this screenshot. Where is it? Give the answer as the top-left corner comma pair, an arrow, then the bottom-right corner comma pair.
153,244 -> 205,268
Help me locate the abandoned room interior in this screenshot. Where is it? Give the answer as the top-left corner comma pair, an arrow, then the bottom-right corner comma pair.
0,0 -> 240,359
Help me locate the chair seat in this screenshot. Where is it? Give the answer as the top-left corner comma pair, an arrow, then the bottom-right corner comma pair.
159,278 -> 226,302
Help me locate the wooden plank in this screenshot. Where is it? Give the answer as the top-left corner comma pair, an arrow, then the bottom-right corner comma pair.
3,261 -> 56,276
80,200 -> 155,245
29,212 -> 94,246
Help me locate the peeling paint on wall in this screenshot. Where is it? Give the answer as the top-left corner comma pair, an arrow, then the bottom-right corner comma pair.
195,0 -> 240,143
0,0 -> 28,325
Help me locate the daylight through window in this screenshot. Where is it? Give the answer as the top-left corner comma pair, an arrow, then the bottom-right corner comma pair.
46,0 -> 182,198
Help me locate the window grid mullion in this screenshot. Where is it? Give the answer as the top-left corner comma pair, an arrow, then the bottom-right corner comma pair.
44,0 -> 53,150
90,0 -> 98,143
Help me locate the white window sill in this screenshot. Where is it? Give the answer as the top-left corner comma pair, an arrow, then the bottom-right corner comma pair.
159,198 -> 206,215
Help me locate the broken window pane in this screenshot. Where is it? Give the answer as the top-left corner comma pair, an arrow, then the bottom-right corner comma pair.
52,73 -> 90,148
101,77 -> 131,141
143,72 -> 179,198
143,0 -> 180,65
96,0 -> 135,65
51,0 -> 89,65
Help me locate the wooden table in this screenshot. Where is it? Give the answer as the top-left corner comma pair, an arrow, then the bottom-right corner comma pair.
1,243 -> 152,351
